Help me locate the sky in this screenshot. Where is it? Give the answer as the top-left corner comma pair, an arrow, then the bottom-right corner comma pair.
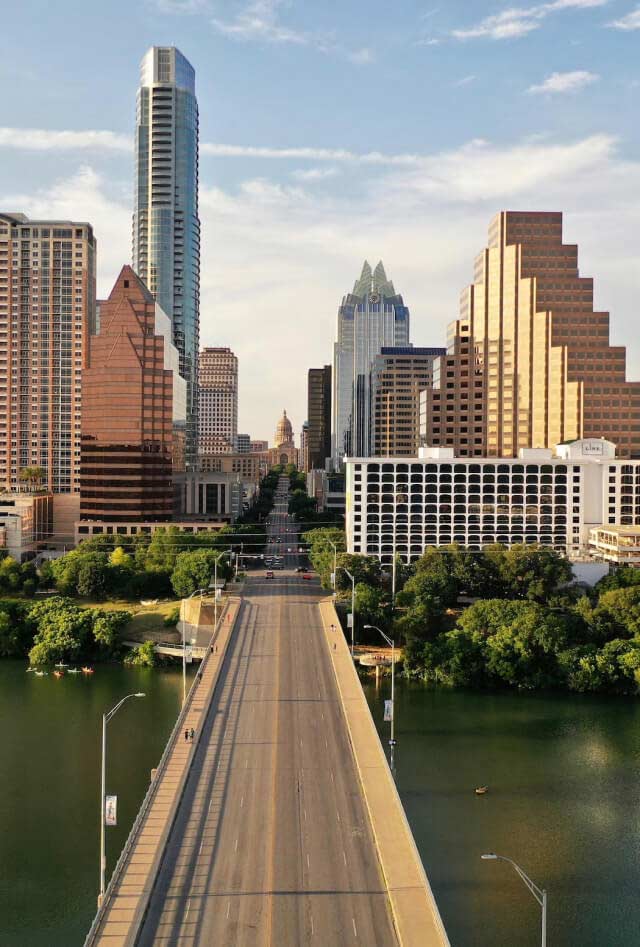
1,0 -> 640,441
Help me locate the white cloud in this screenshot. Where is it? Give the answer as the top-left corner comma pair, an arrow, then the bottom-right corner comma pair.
212,0 -> 308,44
347,47 -> 376,65
292,166 -> 340,181
528,69 -> 600,94
453,0 -> 609,41
200,142 -> 421,165
0,127 -> 131,151
5,132 -> 640,440
608,5 -> 640,29
454,75 -> 476,87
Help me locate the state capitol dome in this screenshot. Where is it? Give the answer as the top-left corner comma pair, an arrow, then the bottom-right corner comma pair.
275,409 -> 294,448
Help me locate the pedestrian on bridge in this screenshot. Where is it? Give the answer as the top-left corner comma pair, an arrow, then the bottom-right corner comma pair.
189,727 -> 195,742
184,728 -> 189,743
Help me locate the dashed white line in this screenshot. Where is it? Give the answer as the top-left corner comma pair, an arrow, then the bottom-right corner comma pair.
240,795 -> 244,808
352,917 -> 358,938
184,899 -> 191,921
226,900 -> 231,919
337,812 -> 341,823
198,839 -> 204,856
310,915 -> 314,935
234,837 -> 239,852
343,850 -> 347,866
330,770 -> 334,784
304,808 -> 307,822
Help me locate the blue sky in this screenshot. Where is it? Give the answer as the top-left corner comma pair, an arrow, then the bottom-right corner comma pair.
1,0 -> 640,440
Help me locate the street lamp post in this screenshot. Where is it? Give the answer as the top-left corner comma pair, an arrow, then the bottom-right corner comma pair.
364,624 -> 396,772
481,853 -> 547,947
99,692 -> 145,905
211,552 -> 226,634
335,565 -> 355,656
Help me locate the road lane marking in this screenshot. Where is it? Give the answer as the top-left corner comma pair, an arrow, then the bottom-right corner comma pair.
311,915 -> 314,935
198,839 -> 204,856
304,808 -> 307,822
343,850 -> 347,866
235,837 -> 238,852
337,812 -> 341,823
330,770 -> 334,783
307,852 -> 310,868
352,917 -> 358,938
226,900 -> 231,919
185,899 -> 191,921
240,795 -> 244,808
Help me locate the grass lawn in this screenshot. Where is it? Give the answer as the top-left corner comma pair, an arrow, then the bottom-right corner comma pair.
81,598 -> 181,643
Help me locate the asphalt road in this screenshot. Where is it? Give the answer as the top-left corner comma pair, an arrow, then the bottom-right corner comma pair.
137,479 -> 397,945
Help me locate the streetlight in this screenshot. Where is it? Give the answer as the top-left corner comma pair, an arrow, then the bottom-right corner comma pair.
480,853 -> 547,947
364,624 -> 396,772
335,565 -> 355,657
180,587 -> 207,706
99,692 -> 145,905
211,552 -> 226,633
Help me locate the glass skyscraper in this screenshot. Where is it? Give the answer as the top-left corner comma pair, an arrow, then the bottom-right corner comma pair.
332,261 -> 410,464
133,46 -> 200,467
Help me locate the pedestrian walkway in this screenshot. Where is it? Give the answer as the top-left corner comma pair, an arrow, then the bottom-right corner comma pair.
86,597 -> 241,946
319,598 -> 449,947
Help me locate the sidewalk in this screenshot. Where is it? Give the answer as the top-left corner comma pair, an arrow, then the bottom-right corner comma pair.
319,599 -> 450,947
88,597 -> 241,946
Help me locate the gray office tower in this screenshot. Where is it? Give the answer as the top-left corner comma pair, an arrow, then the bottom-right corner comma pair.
332,261 -> 410,463
133,46 -> 200,468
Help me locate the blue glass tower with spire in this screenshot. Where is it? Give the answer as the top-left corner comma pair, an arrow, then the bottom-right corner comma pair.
133,46 -> 200,468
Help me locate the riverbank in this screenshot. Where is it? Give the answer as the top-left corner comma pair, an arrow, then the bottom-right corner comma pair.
363,679 -> 640,947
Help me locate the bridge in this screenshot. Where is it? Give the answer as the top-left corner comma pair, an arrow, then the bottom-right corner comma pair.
85,478 -> 448,946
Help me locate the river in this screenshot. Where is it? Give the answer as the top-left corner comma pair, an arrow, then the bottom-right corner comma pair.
363,678 -> 640,947
0,660 -> 188,947
2,660 -> 639,946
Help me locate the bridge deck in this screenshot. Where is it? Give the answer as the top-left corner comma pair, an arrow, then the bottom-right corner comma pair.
136,574 -> 398,945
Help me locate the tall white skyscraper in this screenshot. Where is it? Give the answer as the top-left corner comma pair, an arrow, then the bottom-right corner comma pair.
198,347 -> 238,454
133,46 -> 200,467
332,261 -> 410,463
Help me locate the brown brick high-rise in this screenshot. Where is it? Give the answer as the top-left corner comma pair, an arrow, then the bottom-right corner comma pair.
80,267 -> 178,521
423,211 -> 640,457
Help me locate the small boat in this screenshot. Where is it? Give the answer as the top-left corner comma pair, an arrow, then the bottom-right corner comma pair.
34,670 -> 48,677
53,670 -> 64,679
81,667 -> 94,675
475,786 -> 489,795
55,662 -> 69,669
67,668 -> 81,674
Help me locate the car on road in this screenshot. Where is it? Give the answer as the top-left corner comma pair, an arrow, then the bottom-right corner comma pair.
295,566 -> 305,573
302,573 -> 312,580
265,571 -> 274,580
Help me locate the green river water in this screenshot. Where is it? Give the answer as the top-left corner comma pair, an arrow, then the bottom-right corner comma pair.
1,659 -> 638,945
363,679 -> 640,947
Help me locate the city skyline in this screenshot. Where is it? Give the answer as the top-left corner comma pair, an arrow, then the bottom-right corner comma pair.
2,1 -> 640,439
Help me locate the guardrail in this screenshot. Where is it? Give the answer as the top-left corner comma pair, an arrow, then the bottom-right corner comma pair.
83,599 -> 231,947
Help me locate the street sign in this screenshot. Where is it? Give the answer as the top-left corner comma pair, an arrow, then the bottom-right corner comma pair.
185,645 -> 193,664
330,572 -> 336,586
105,795 -> 117,826
347,613 -> 353,628
384,700 -> 393,722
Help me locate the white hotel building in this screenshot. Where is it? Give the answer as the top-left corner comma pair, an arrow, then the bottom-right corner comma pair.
345,439 -> 640,566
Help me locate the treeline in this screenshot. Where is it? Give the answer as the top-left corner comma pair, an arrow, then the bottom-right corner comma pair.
286,467 -> 344,527
303,529 -> 640,696
38,523 -> 265,600
0,596 -> 131,666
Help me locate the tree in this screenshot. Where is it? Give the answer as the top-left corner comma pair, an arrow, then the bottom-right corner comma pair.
109,546 -> 134,570
91,609 -> 131,654
593,565 -> 640,596
395,548 -> 459,648
18,465 -> 45,492
171,550 -> 220,598
597,587 -> 640,637
499,543 -> 573,602
75,553 -> 110,599
27,597 -> 92,665
0,556 -> 23,593
302,528 -> 347,588
124,640 -> 156,667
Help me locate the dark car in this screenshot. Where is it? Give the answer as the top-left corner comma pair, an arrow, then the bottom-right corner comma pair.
295,566 -> 305,573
